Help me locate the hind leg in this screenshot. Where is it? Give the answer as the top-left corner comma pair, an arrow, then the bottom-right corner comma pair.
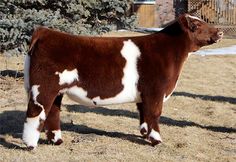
44,94 -> 63,145
22,85 -> 58,149
23,98 -> 45,149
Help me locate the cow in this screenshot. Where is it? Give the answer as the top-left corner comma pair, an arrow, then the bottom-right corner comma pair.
22,14 -> 223,149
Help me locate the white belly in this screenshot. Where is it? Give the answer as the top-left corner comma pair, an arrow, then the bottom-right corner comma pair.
66,86 -> 141,106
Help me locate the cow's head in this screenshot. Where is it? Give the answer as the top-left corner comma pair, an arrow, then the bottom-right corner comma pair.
178,14 -> 223,51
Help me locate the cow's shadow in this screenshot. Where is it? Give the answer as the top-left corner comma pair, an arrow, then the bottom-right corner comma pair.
0,110 -> 148,150
0,91 -> 235,149
173,91 -> 236,105
0,110 -> 25,150
65,102 -> 236,134
0,70 -> 24,78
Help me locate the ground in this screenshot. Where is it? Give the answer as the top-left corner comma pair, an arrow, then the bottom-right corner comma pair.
0,32 -> 236,162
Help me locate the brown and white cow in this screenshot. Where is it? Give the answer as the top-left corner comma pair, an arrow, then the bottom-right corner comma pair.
22,14 -> 223,149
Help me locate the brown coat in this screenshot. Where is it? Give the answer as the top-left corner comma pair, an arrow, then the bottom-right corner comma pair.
22,14 -> 223,149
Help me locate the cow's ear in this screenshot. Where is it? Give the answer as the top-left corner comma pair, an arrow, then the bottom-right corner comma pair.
178,14 -> 197,32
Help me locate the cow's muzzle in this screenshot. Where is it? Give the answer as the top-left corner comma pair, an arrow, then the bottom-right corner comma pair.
208,31 -> 223,44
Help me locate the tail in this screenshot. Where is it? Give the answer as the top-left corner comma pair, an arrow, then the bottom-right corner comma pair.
24,27 -> 42,98
24,54 -> 30,95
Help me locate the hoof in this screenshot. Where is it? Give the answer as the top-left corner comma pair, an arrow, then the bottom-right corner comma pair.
47,139 -> 63,145
148,129 -> 162,146
26,146 -> 36,151
140,122 -> 148,138
149,137 -> 162,146
46,130 -> 62,145
140,128 -> 148,138
54,139 -> 63,145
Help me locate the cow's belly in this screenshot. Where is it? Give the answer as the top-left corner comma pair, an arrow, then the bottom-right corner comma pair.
65,86 -> 141,106
57,39 -> 142,106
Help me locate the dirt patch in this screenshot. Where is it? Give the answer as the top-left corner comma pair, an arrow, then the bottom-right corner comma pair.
0,34 -> 236,161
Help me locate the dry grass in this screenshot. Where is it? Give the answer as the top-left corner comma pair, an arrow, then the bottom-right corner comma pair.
0,32 -> 236,162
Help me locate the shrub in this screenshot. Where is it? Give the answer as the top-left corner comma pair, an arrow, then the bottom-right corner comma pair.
0,0 -> 137,55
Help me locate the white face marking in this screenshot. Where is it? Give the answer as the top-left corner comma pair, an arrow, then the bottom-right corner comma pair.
51,130 -> 62,143
140,122 -> 148,134
187,15 -> 202,21
31,85 -> 44,108
22,110 -> 46,147
24,55 -> 30,96
65,39 -> 141,106
55,69 -> 78,85
149,129 -> 162,142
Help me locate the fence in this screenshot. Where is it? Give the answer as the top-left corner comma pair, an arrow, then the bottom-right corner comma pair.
188,0 -> 236,37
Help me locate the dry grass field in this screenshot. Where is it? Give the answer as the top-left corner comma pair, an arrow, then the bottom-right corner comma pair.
0,32 -> 236,162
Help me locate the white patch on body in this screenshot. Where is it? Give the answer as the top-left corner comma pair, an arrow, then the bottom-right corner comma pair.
66,86 -> 94,106
140,122 -> 148,134
55,69 -> 78,85
22,110 -> 46,147
64,39 -> 141,106
52,130 -> 62,143
31,85 -> 44,108
92,39 -> 141,105
149,129 -> 162,142
24,55 -> 30,98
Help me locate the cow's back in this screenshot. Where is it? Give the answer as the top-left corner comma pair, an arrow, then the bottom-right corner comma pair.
27,27 -> 142,106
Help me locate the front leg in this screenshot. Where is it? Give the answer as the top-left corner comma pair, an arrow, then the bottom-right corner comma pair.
22,85 -> 58,149
137,102 -> 148,137
141,94 -> 164,146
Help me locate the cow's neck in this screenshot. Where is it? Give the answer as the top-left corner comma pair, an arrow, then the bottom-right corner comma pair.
158,20 -> 183,36
159,20 -> 195,52
151,31 -> 192,81
153,33 -> 191,63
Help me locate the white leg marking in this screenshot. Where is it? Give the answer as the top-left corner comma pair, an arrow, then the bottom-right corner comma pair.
140,122 -> 148,134
59,88 -> 68,95
149,129 -> 162,142
22,110 -> 46,147
65,39 -> 142,106
24,55 -> 30,99
31,85 -> 44,108
51,130 -> 62,143
23,85 -> 45,147
55,69 -> 78,85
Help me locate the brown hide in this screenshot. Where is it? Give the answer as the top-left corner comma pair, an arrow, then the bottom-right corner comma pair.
23,14 -> 223,148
